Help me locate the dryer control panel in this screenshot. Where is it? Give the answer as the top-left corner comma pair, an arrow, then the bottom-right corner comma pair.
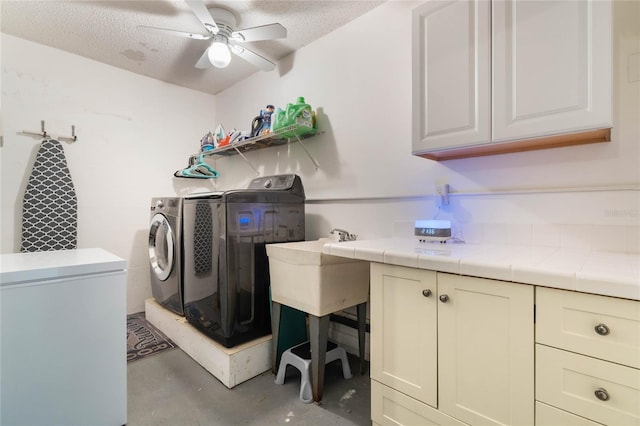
150,197 -> 181,217
248,175 -> 298,192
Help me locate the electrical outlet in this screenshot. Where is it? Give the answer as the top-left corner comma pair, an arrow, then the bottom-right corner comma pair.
437,184 -> 450,206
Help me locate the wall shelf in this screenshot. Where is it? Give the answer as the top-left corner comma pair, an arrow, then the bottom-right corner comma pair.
199,124 -> 320,173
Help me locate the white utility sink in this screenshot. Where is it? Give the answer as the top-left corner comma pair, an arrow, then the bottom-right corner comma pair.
266,239 -> 369,317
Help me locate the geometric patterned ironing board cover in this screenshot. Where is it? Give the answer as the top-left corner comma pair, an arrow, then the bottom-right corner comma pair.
21,139 -> 78,252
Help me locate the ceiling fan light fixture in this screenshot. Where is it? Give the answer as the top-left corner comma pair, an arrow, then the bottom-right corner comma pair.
203,23 -> 219,35
229,44 -> 244,55
208,39 -> 231,68
143,2 -> 285,72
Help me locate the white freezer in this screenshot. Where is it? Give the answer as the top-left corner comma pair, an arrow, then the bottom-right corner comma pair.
0,248 -> 127,426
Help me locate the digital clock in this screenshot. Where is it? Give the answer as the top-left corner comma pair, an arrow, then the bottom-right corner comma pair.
414,220 -> 452,243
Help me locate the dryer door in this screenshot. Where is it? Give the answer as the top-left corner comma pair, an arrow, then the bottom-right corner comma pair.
149,213 -> 175,281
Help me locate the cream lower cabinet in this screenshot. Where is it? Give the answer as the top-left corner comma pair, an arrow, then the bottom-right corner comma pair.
370,263 -> 534,426
370,264 -> 438,407
536,287 -> 640,425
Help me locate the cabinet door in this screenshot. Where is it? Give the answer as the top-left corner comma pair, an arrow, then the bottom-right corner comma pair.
437,273 -> 534,426
412,0 -> 491,153
372,381 -> 469,426
492,0 -> 612,142
370,263 -> 437,407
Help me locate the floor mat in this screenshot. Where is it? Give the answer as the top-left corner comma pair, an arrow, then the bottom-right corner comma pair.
127,312 -> 176,362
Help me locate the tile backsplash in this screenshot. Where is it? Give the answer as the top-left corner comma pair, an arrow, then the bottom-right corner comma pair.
395,221 -> 640,253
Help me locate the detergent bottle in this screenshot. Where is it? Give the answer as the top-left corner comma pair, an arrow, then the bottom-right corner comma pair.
273,97 -> 315,139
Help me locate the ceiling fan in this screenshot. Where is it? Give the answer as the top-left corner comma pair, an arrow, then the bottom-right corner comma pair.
137,0 -> 286,71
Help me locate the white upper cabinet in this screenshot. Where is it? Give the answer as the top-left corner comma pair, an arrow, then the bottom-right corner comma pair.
492,0 -> 612,142
411,0 -> 491,152
412,0 -> 612,161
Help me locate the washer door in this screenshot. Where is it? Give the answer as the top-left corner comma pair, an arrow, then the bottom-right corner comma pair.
149,213 -> 175,281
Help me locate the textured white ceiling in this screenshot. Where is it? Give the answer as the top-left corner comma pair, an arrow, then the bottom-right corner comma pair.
1,1 -> 384,95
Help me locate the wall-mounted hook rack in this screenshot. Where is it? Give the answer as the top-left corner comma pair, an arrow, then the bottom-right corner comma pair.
19,120 -> 77,143
58,125 -> 77,143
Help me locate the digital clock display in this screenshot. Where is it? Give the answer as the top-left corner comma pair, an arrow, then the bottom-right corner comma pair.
415,227 -> 451,238
414,220 -> 452,242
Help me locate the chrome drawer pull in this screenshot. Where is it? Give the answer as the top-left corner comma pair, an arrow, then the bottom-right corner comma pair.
594,387 -> 610,401
422,289 -> 432,297
594,323 -> 610,336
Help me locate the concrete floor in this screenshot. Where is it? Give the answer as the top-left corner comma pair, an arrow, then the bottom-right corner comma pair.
127,347 -> 371,425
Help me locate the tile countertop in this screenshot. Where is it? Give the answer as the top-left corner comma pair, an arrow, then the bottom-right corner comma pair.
323,238 -> 640,301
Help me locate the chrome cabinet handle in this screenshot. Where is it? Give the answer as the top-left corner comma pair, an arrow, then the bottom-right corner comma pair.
594,387 -> 610,402
439,294 -> 449,303
594,323 -> 610,336
422,289 -> 432,297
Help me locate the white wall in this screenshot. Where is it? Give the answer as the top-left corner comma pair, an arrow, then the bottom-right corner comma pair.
212,1 -> 639,250
1,0 -> 638,315
0,34 -> 216,314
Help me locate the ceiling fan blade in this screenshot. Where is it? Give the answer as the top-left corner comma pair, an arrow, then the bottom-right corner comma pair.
231,23 -> 287,42
194,47 -> 212,69
230,44 -> 276,72
185,0 -> 219,34
137,25 -> 211,40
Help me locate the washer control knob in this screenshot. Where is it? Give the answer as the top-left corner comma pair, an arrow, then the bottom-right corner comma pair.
264,179 -> 272,189
156,200 -> 164,209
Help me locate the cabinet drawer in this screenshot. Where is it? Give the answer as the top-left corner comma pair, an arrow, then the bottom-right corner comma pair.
536,287 -> 640,368
536,345 -> 640,425
536,402 -> 603,426
371,380 -> 468,426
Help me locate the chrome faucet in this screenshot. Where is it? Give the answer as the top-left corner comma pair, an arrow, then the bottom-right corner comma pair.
330,228 -> 357,242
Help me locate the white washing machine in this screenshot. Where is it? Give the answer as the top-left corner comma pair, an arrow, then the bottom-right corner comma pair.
148,197 -> 184,315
